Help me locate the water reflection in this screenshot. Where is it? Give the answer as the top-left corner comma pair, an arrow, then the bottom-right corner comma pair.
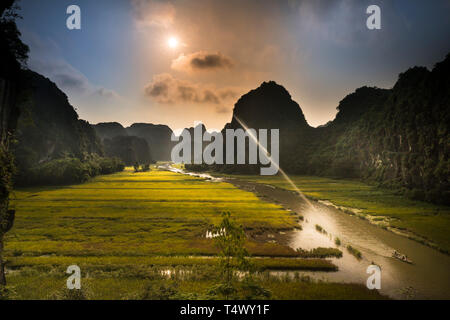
230,179 -> 450,300
173,166 -> 450,299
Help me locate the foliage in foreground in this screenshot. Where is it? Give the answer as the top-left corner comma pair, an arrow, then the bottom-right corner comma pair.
209,212 -> 271,300
5,266 -> 388,300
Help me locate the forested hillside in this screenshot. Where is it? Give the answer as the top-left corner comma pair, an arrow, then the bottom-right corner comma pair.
103,135 -> 153,166
92,122 -> 156,165
13,71 -> 124,186
311,55 -> 449,204
206,55 -> 450,205
126,123 -> 174,161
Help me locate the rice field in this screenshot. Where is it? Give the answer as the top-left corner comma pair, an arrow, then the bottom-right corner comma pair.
3,167 -> 386,299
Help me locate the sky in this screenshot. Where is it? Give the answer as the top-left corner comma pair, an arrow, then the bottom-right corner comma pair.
16,0 -> 450,131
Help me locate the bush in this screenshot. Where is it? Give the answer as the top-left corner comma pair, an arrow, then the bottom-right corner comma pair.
27,157 -> 90,185
97,157 -> 125,174
346,245 -> 362,260
16,156 -> 124,186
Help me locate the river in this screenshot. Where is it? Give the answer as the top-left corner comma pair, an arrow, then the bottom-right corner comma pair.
162,165 -> 450,300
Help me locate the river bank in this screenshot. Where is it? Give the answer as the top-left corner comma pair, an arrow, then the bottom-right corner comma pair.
224,177 -> 450,300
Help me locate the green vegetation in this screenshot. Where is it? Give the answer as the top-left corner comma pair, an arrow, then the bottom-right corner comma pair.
103,135 -> 154,166
6,256 -> 337,272
133,162 -> 151,173
216,174 -> 450,253
296,247 -> 342,259
1,167 -> 388,299
315,224 -> 327,234
6,265 -> 386,300
209,212 -> 271,300
209,56 -> 450,206
334,237 -> 341,246
0,144 -> 16,286
8,168 -> 299,258
0,0 -> 30,287
346,245 -> 362,260
17,155 -> 124,186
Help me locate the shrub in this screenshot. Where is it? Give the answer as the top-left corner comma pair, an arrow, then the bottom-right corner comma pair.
296,247 -> 343,258
27,158 -> 90,185
335,237 -> 341,246
346,245 -> 362,260
16,156 -> 124,186
97,157 -> 125,174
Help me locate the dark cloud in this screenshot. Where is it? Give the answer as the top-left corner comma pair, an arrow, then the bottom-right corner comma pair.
147,81 -> 169,98
144,73 -> 241,111
171,51 -> 234,72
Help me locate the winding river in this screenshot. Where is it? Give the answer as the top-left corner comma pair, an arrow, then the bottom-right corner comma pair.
162,165 -> 450,300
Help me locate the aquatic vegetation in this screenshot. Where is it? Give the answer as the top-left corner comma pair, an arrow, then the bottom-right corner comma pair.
334,237 -> 341,246
346,245 -> 362,260
315,224 -> 327,234
296,247 -> 342,259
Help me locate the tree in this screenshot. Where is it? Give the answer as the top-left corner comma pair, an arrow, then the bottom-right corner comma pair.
0,0 -> 29,79
0,0 -> 29,287
0,145 -> 15,285
209,212 -> 270,300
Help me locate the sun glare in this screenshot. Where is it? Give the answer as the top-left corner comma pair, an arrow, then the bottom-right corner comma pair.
168,37 -> 179,48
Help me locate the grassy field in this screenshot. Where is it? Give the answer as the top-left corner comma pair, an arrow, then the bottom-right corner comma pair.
7,168 -> 301,258
3,167 -> 386,299
216,174 -> 450,253
7,268 -> 386,300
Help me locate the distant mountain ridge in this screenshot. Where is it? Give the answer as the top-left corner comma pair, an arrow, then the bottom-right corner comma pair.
126,123 -> 174,161
93,122 -> 128,141
92,122 -> 174,161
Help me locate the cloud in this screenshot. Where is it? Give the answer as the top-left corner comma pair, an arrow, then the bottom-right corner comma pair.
144,73 -> 241,112
171,51 -> 234,72
132,0 -> 176,29
22,31 -> 119,100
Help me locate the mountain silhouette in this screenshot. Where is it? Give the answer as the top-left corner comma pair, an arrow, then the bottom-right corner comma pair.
126,123 -> 174,161
93,122 -> 128,141
211,54 -> 450,204
229,81 -> 309,130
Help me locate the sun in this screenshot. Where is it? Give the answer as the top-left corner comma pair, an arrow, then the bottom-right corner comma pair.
167,37 -> 179,49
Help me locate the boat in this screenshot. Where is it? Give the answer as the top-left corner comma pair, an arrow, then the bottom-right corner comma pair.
392,250 -> 413,264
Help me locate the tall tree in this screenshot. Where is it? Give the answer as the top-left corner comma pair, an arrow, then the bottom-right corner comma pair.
0,0 -> 28,286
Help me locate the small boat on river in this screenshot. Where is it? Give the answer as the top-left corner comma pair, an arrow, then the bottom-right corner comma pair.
392,250 -> 413,264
